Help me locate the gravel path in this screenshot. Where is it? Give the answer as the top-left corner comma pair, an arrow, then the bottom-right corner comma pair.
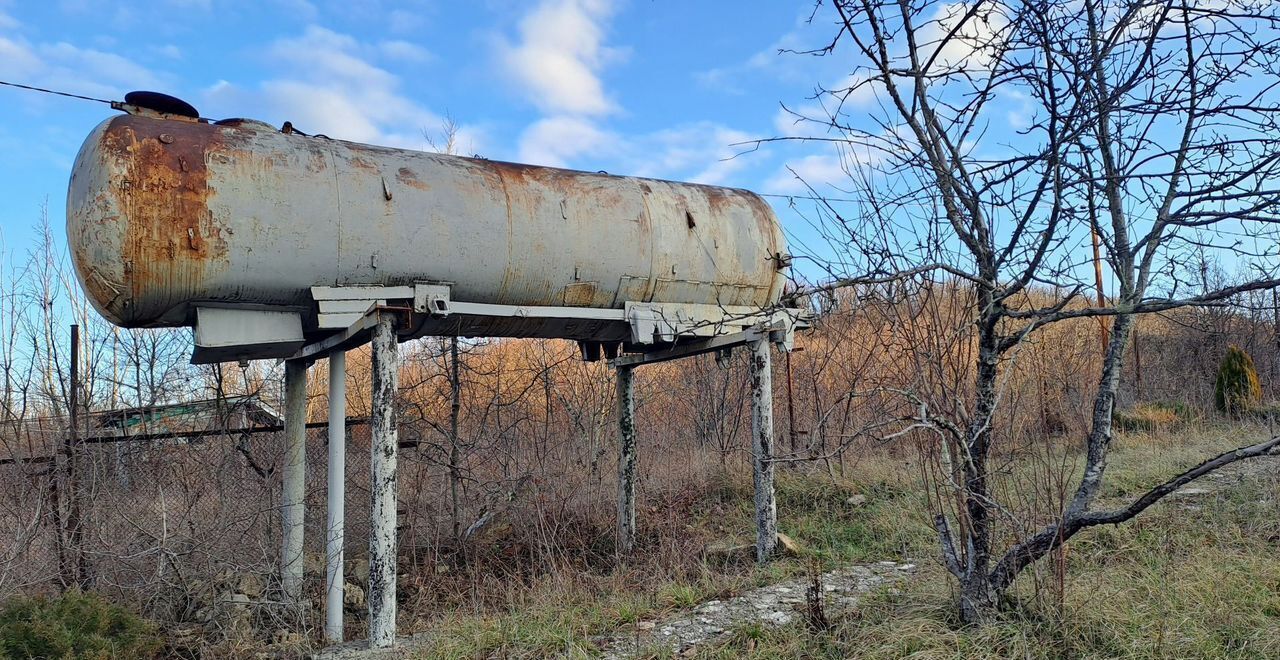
594,561 -> 917,659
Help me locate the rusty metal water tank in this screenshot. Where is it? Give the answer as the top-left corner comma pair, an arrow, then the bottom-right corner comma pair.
67,107 -> 788,343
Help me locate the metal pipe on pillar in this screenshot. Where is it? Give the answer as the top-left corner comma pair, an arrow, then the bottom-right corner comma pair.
368,315 -> 400,648
750,337 -> 777,563
281,359 -> 308,602
615,365 -> 637,556
324,351 -> 347,643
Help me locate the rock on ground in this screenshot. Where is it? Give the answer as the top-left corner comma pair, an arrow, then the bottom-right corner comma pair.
595,561 -> 917,659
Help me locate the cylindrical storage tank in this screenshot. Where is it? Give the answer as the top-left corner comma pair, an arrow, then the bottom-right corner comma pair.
67,112 -> 787,330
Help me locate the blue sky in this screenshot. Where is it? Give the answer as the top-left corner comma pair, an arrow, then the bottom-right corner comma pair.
0,0 -> 862,261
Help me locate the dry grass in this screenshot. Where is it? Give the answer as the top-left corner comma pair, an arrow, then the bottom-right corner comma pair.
399,422 -> 1280,659
701,423 -> 1280,660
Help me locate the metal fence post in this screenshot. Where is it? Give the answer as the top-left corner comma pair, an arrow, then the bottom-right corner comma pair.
281,359 -> 308,602
324,351 -> 347,643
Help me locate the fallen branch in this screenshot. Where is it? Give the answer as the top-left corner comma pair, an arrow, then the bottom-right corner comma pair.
989,434 -> 1280,593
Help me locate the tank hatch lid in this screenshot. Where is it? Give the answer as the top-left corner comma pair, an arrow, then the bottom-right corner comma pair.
115,90 -> 201,121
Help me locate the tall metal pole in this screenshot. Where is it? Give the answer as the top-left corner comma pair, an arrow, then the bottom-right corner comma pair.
750,336 -> 777,563
64,323 -> 88,589
615,364 -> 636,556
369,314 -> 400,648
324,351 -> 347,644
281,359 -> 308,603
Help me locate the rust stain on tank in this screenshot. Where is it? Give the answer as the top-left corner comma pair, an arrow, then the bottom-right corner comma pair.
484,159 -> 586,192
70,188 -> 126,312
742,192 -> 781,254
700,185 -> 739,217
101,116 -> 228,316
563,281 -> 612,307
305,145 -> 329,173
743,191 -> 785,304
349,155 -> 380,173
395,166 -> 430,191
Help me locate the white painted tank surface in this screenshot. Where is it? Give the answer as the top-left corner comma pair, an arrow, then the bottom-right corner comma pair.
67,112 -> 788,338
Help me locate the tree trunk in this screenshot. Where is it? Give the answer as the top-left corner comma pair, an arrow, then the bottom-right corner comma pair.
954,302 -> 1002,624
1068,312 -> 1135,519
986,311 -> 1138,598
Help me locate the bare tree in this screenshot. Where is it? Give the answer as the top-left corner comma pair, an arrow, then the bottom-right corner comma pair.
770,0 -> 1280,622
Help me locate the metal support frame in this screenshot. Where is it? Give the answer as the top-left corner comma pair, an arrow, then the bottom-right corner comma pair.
277,288 -> 803,650
294,283 -> 803,364
281,359 -> 308,603
368,314 -> 400,648
324,352 -> 347,643
616,365 -> 636,555
609,325 -> 771,369
608,323 -> 786,565
750,337 -> 777,563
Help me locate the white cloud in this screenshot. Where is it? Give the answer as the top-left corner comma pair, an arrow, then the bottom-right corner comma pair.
503,0 -> 766,189
765,142 -> 885,194
516,116 -> 762,186
826,72 -> 884,109
0,37 -> 41,75
773,106 -> 812,137
54,1 -> 138,29
766,153 -> 848,194
774,74 -> 884,140
269,0 -> 318,21
151,44 -> 183,60
632,124 -> 756,186
500,0 -> 621,116
387,8 -> 426,35
915,2 -> 1009,73
3,1 -> 162,96
267,27 -> 388,85
203,26 -> 452,149
379,39 -> 431,63
517,115 -> 617,167
702,2 -> 1006,99
694,16 -> 833,94
47,42 -> 159,85
0,34 -> 165,102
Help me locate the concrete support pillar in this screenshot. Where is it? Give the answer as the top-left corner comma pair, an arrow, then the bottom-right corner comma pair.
368,315 -> 399,648
281,359 -> 308,602
324,351 -> 347,644
616,364 -> 636,555
750,337 -> 777,563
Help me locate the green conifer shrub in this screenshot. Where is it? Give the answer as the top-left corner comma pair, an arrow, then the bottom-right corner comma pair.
1214,344 -> 1262,415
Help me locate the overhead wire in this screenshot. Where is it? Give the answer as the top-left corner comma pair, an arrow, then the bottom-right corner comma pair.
758,192 -> 864,204
0,79 -> 116,105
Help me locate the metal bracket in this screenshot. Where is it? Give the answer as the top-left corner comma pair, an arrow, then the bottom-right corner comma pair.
191,306 -> 305,364
412,284 -> 452,317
